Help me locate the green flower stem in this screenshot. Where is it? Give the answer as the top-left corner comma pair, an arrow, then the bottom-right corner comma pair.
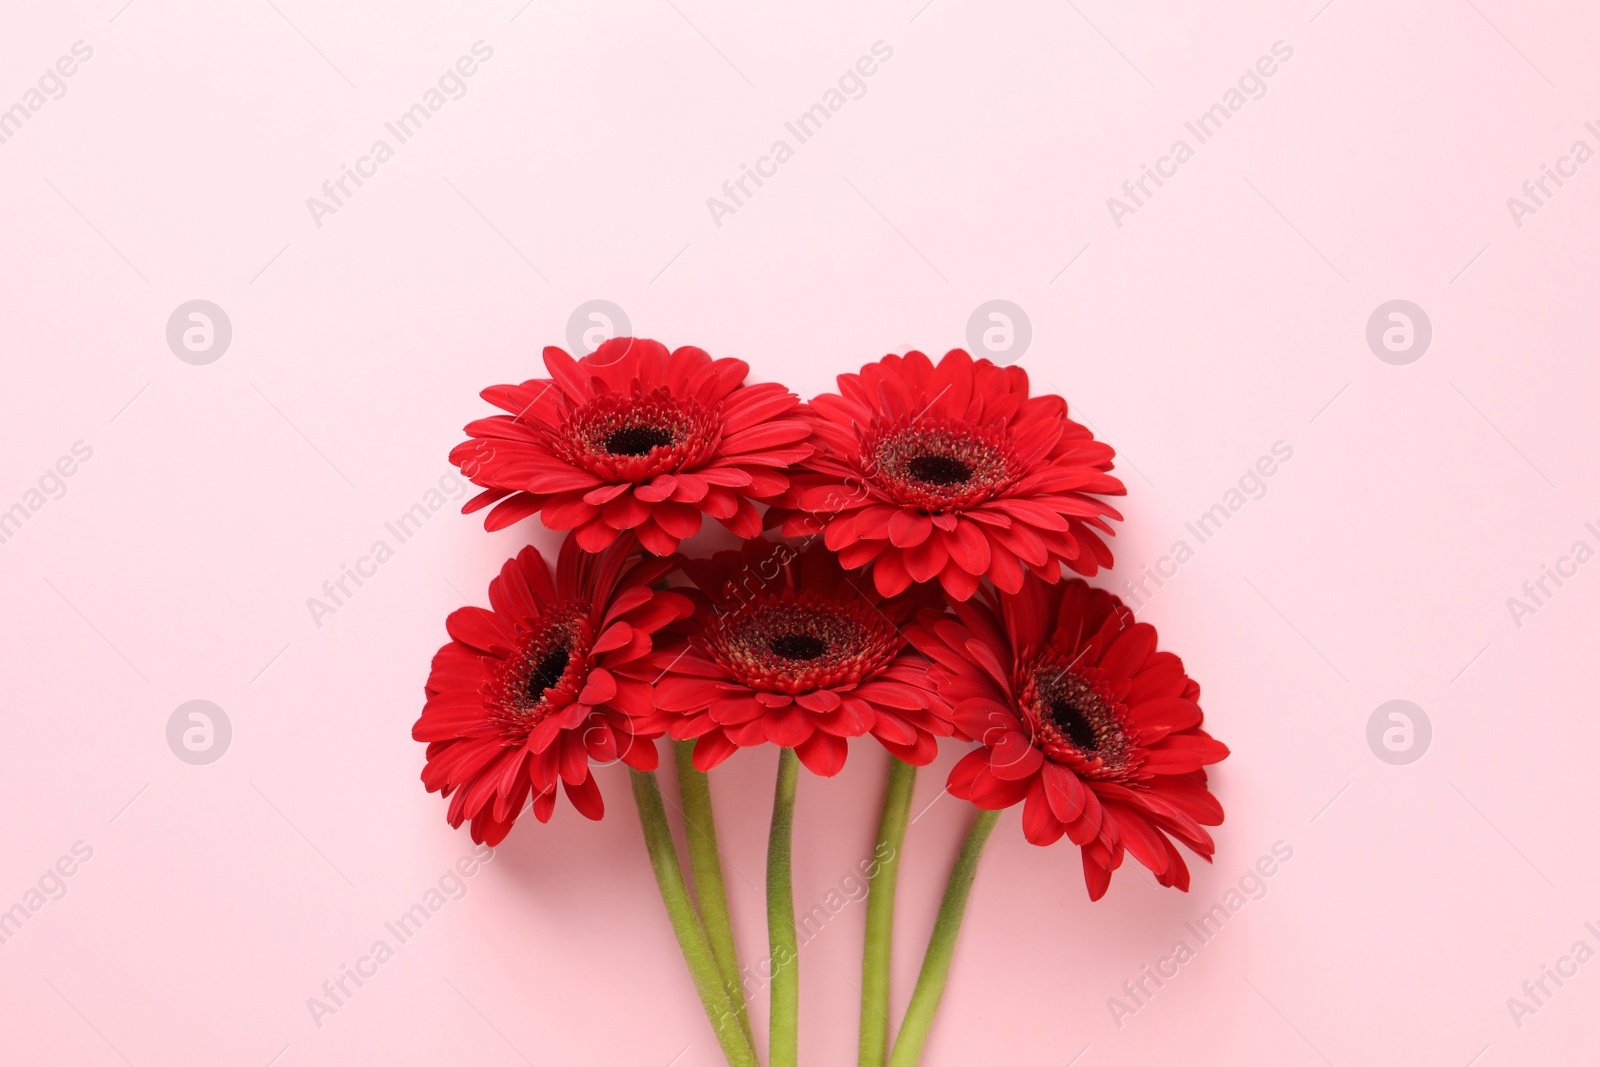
629,769 -> 760,1067
673,740 -> 755,1051
858,757 -> 918,1067
886,808 -> 1002,1067
767,746 -> 802,1067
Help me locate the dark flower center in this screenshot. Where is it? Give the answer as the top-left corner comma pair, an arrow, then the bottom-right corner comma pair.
704,593 -> 902,694
1038,671 -> 1114,752
1047,697 -> 1101,752
495,602 -> 593,730
906,454 -> 972,486
1025,663 -> 1136,778
604,425 -> 675,456
559,390 -> 720,479
525,644 -> 571,705
865,418 -> 1015,512
769,633 -> 828,661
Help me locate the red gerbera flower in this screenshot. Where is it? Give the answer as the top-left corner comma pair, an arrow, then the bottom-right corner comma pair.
654,539 -> 951,777
450,338 -> 813,555
413,534 -> 692,844
769,348 -> 1125,601
909,576 -> 1228,900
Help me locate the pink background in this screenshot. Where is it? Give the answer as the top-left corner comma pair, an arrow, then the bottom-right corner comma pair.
3,0 -> 1597,1063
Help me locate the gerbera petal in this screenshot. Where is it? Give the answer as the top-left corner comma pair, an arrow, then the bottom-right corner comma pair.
578,668 -> 617,705
1128,696 -> 1204,741
947,519 -> 992,574
1105,802 -> 1170,877
710,693 -> 769,724
525,467 -> 605,495
414,533 -> 692,836
910,570 -> 1225,898
585,725 -> 619,764
989,732 -> 1044,780
562,774 -> 605,820
795,689 -> 842,712
575,517 -> 621,551
721,421 -> 813,454
542,345 -> 593,402
795,731 -> 849,776
766,350 -> 1122,594
1022,778 -> 1068,846
1041,761 -> 1086,823
873,551 -> 913,597
1100,623 -> 1157,683
1141,734 -> 1230,773
985,541 -> 1025,594
602,491 -> 652,530
904,535 -> 950,584
583,483 -> 632,505
483,493 -> 544,531
635,520 -> 680,555
591,621 -> 634,654
765,703 -> 816,747
1082,845 -> 1114,901
888,510 -> 933,548
937,561 -> 982,601
692,730 -> 740,771
635,475 -> 677,502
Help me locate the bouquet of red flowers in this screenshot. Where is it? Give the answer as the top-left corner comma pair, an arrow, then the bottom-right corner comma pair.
412,338 -> 1228,1065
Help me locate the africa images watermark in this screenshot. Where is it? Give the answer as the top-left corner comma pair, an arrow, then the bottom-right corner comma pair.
305,471 -> 469,628
1106,40 -> 1295,228
0,440 -> 94,547
1505,519 -> 1600,630
0,41 -> 94,147
305,41 -> 495,229
1505,920 -> 1600,1030
702,464 -> 880,621
306,843 -> 495,1028
706,40 -> 895,228
1505,117 -> 1600,229
709,842 -> 895,1031
0,841 -> 95,948
1118,441 -> 1294,613
1107,840 -> 1295,1028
